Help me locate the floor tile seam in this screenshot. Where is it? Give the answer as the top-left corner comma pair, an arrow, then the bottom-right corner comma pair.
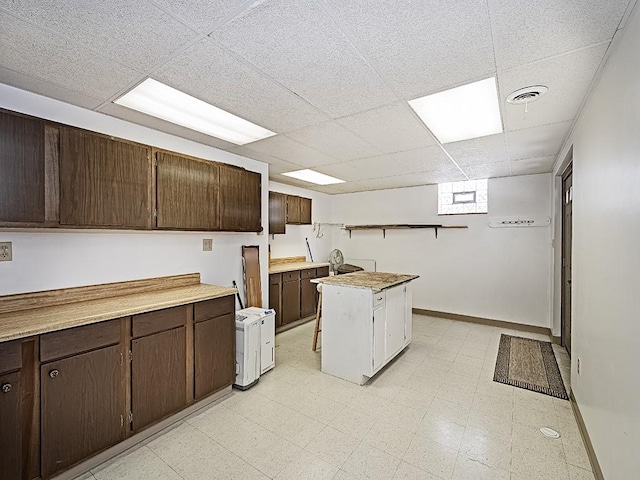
143,443 -> 192,480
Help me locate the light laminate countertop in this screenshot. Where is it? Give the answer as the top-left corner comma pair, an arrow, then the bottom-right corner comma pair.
0,284 -> 236,343
269,262 -> 330,274
314,271 -> 419,292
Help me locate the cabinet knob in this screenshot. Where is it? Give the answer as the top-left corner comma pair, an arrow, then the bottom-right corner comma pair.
49,369 -> 59,379
1,383 -> 11,393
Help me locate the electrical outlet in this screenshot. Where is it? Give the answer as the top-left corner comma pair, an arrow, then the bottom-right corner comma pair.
202,239 -> 213,252
0,242 -> 12,262
577,358 -> 581,375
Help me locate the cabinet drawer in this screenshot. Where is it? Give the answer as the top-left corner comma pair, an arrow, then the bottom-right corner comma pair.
41,319 -> 120,362
194,296 -> 235,323
269,273 -> 282,285
133,305 -> 188,338
282,270 -> 301,282
0,340 -> 22,374
301,268 -> 316,279
316,266 -> 330,278
373,292 -> 386,308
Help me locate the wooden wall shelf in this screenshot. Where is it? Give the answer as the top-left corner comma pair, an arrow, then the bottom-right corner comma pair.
342,224 -> 468,239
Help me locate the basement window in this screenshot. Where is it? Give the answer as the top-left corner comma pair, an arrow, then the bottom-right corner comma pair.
438,179 -> 488,215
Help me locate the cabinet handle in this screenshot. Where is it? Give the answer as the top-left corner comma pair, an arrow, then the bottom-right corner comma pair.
1,383 -> 11,393
49,369 -> 59,379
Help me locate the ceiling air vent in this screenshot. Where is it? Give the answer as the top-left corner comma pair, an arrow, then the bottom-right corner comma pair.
506,85 -> 549,104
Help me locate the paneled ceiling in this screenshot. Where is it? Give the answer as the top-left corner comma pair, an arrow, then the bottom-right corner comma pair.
0,0 -> 634,193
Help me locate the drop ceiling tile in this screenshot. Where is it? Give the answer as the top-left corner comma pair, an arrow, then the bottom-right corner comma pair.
0,14 -> 143,100
268,159 -> 305,175
323,0 -> 496,99
371,146 -> 452,174
210,0 -> 396,117
506,121 -> 572,161
309,184 -> 351,195
285,121 -> 380,161
2,0 -> 198,71
0,67 -> 104,110
499,43 -> 608,131
244,135 -> 336,168
343,156 -> 405,180
463,161 -> 512,179
510,155 -> 556,175
154,39 -> 329,132
489,0 -> 629,69
419,167 -> 468,184
149,0 -> 254,34
314,163 -> 362,182
444,134 -> 509,167
336,102 -> 437,154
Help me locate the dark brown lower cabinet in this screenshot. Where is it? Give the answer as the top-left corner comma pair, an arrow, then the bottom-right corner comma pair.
41,344 -> 124,479
282,278 -> 301,325
300,274 -> 317,318
269,274 -> 283,326
0,370 -> 22,480
132,327 -> 186,432
194,314 -> 235,399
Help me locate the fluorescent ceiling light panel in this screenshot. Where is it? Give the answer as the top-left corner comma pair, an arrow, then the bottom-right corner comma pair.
408,77 -> 503,144
114,78 -> 276,145
282,169 -> 345,185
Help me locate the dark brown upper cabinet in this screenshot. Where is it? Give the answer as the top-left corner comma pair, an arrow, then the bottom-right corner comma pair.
269,191 -> 286,234
59,128 -> 152,228
300,196 -> 312,225
156,152 -> 220,231
219,164 -> 261,232
286,195 -> 312,225
0,110 -> 46,224
286,195 -> 301,224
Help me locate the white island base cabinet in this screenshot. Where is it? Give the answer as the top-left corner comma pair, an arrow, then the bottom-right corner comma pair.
321,282 -> 412,385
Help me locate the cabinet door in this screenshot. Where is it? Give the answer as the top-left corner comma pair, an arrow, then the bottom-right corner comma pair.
385,286 -> 406,359
269,278 -> 283,327
132,327 -> 186,432
300,271 -> 317,318
299,197 -> 312,225
269,191 -> 286,234
286,195 -> 300,224
156,152 -> 219,230
194,314 -> 235,399
41,344 -> 124,478
0,111 -> 45,223
59,128 -> 152,228
0,370 -> 21,480
373,307 -> 385,371
281,280 -> 301,324
219,164 -> 261,232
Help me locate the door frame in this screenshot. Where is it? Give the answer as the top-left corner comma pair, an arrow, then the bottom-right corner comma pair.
560,162 -> 573,354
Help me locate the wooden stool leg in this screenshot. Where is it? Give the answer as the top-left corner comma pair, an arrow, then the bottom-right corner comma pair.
312,292 -> 322,351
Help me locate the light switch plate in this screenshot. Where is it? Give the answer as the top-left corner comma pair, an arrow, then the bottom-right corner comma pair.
202,239 -> 213,252
0,242 -> 12,262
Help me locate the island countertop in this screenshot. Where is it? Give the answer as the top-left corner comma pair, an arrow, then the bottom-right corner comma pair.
314,271 -> 419,292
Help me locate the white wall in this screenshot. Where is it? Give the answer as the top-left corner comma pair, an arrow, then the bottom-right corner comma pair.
268,182 -> 333,264
331,174 -> 553,328
0,85 -> 269,308
553,4 -> 640,477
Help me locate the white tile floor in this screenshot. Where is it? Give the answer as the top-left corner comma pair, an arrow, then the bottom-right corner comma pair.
79,315 -> 591,480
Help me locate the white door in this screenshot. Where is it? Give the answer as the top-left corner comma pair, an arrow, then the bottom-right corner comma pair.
373,306 -> 385,371
385,285 -> 406,359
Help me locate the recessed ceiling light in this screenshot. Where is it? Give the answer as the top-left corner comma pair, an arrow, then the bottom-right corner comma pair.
114,78 -> 276,145
282,169 -> 345,185
408,77 -> 503,144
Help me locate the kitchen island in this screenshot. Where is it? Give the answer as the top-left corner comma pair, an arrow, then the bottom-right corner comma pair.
315,272 -> 418,385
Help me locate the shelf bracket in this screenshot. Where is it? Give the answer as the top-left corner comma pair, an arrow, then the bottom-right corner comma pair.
382,228 -> 386,239
434,227 -> 438,239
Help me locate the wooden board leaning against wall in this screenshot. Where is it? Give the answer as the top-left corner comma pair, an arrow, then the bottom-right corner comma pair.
0,108 -> 262,232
